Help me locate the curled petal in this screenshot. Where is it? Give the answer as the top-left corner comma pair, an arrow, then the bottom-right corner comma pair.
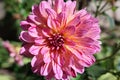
28,26 -> 43,38
28,15 -> 41,25
20,44 -> 33,57
32,5 -> 47,25
39,1 -> 51,18
31,56 -> 37,67
32,5 -> 40,16
20,21 -> 35,30
19,31 -> 34,43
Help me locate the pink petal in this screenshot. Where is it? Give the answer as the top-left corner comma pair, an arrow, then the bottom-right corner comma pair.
47,16 -> 55,29
39,1 -> 51,18
32,5 -> 40,16
65,39 -> 76,46
28,26 -> 42,38
75,38 -> 100,54
29,45 -> 42,55
75,23 -> 91,37
57,12 -> 67,27
70,57 -> 84,74
64,1 -> 76,17
47,16 -> 60,31
41,63 -> 52,76
48,0 -> 53,6
80,47 -> 96,55
35,38 -> 45,45
78,37 -> 95,45
74,8 -> 89,19
28,15 -> 41,25
41,27 -> 51,37
54,0 -> 64,13
75,17 -> 100,38
54,54 -> 65,66
19,31 -> 34,43
32,5 -> 47,25
43,51 -> 51,63
70,68 -> 77,77
56,55 -> 61,66
20,21 -> 35,30
41,47 -> 49,55
45,70 -> 54,80
68,15 -> 81,27
46,8 -> 57,18
20,44 -> 33,57
52,61 -> 63,79
80,43 -> 100,55
64,25 -> 75,35
85,25 -> 101,39
31,54 -> 43,73
31,56 -> 37,67
65,46 -> 82,60
71,46 -> 96,67
71,65 -> 84,74
81,54 -> 95,66
79,60 -> 91,67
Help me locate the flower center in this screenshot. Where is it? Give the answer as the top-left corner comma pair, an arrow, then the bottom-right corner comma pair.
47,33 -> 64,50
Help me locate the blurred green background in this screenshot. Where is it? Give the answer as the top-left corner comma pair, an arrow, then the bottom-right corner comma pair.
0,0 -> 120,80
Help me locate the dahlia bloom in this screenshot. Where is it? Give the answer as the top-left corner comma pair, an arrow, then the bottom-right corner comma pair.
19,0 -> 101,79
2,41 -> 23,66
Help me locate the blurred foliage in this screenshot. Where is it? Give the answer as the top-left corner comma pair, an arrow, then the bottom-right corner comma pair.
0,0 -> 40,41
0,0 -> 120,80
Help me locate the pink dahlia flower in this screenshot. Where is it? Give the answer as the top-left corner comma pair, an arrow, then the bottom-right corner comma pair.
2,41 -> 23,66
19,0 -> 101,79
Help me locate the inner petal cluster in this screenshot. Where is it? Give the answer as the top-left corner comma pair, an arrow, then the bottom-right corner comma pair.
46,33 -> 64,50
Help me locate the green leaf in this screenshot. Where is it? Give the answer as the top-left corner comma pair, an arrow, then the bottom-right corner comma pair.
98,73 -> 117,80
114,55 -> 120,71
112,6 -> 118,12
0,74 -> 15,80
87,65 -> 107,79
